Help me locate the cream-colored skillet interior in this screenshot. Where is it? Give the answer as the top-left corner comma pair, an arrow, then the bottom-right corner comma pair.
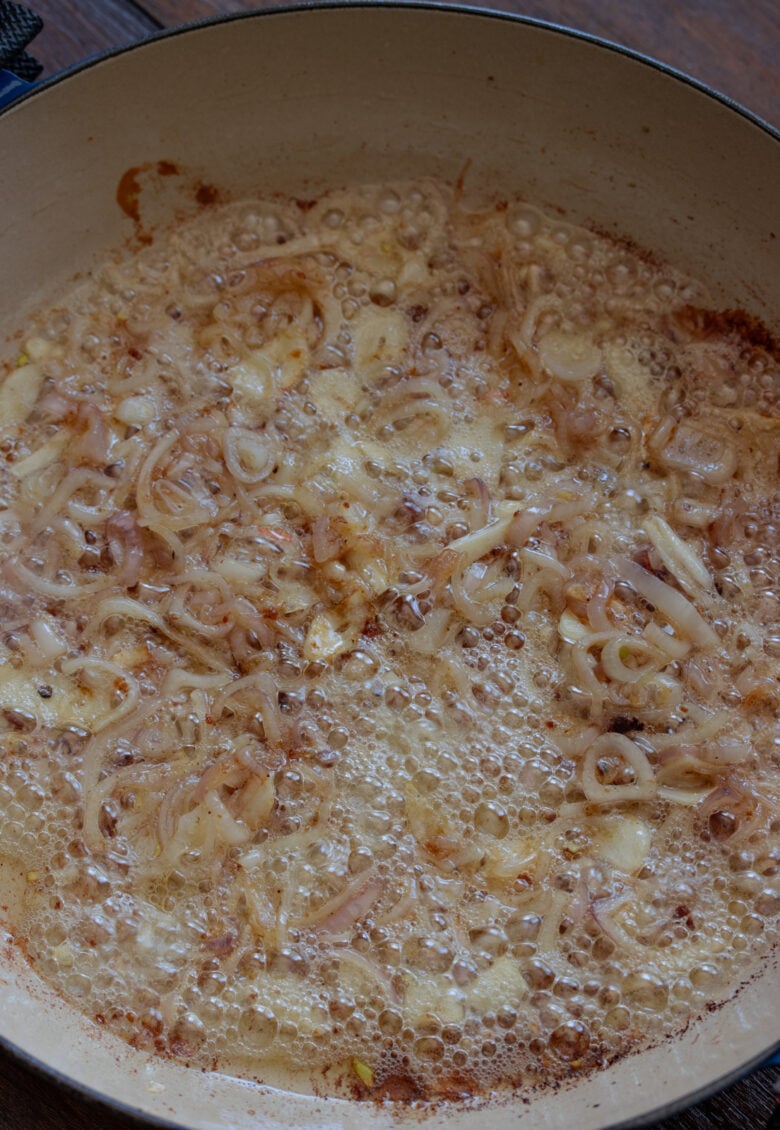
0,4 -> 773,1125
0,176 -> 777,1105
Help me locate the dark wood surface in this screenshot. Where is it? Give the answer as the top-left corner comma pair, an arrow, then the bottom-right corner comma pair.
1,2 -> 778,1129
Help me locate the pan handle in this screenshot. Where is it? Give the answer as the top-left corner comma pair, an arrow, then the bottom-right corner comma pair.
0,0 -> 43,108
0,68 -> 32,108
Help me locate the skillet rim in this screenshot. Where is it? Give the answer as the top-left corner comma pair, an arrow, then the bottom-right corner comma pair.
1,0 -> 778,138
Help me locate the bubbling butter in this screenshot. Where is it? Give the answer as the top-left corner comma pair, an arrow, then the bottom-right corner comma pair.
0,179 -> 777,1102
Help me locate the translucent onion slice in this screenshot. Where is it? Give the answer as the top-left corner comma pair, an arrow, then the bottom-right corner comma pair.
223,427 -> 275,484
59,657 -> 140,733
216,671 -> 283,745
654,421 -> 737,485
9,433 -> 67,479
601,636 -> 661,684
352,307 -> 408,373
558,608 -> 590,644
643,514 -> 712,594
406,607 -> 453,655
642,620 -> 691,660
450,565 -> 495,627
515,294 -> 559,350
29,616 -> 67,661
672,497 -> 718,529
520,546 -> 569,577
538,330 -> 602,383
581,733 -> 657,804
591,893 -> 642,953
618,558 -> 718,650
305,874 -> 384,935
701,739 -> 753,765
645,709 -> 731,751
446,511 -> 519,565
535,889 -> 571,954
658,784 -> 716,807
506,505 -> 548,547
7,558 -> 111,599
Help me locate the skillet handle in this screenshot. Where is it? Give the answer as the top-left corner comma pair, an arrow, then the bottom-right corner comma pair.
0,67 -> 32,107
0,0 -> 43,107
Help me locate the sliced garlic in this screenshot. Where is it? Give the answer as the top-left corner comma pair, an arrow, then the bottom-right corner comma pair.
403,973 -> 464,1026
352,307 -> 408,374
0,362 -> 43,434
115,394 -> 157,426
593,813 -> 652,874
465,956 -> 528,1011
539,330 -> 601,383
307,367 -> 362,422
228,354 -> 274,414
558,608 -> 590,644
303,611 -> 361,662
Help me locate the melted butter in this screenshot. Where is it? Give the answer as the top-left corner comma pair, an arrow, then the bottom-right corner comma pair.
0,179 -> 776,1103
0,664 -> 104,730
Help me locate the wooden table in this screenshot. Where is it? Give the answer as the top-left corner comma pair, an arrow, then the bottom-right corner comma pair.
1,2 -> 778,1128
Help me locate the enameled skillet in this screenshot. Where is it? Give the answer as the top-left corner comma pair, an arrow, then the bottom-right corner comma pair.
0,7 -> 777,1127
